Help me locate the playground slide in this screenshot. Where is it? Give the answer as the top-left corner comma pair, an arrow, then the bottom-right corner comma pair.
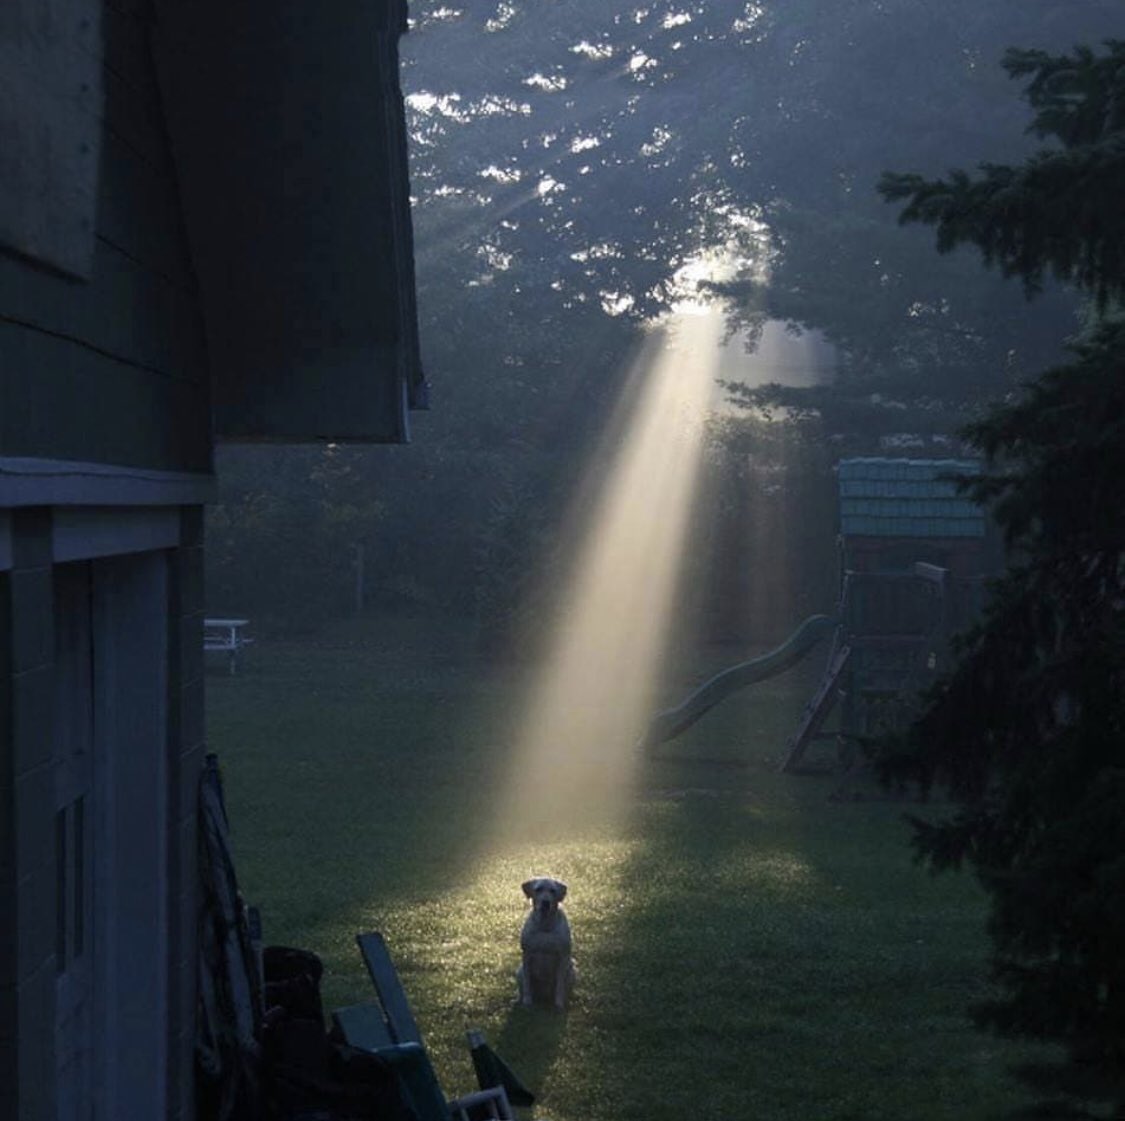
640,613 -> 838,749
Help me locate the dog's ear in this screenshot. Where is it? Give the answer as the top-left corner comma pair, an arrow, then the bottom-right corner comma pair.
521,879 -> 537,898
554,879 -> 567,901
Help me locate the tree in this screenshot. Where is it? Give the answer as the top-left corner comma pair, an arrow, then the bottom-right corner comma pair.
207,444 -> 386,628
882,43 -> 1125,310
875,40 -> 1125,1092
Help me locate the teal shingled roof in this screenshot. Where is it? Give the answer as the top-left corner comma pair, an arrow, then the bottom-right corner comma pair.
838,458 -> 984,538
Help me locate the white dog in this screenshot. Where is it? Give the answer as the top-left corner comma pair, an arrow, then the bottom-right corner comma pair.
516,877 -> 575,1009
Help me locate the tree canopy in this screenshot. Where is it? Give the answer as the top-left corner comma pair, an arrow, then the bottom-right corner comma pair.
876,39 -> 1125,1090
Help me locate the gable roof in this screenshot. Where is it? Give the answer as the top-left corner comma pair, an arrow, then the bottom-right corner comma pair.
837,458 -> 984,538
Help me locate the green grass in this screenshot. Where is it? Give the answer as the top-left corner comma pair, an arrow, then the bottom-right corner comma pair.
207,616 -> 1065,1121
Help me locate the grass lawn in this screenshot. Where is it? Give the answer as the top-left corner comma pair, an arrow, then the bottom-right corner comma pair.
207,615 -> 1064,1121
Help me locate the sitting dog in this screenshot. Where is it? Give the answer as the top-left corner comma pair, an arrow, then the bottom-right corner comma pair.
516,877 -> 575,1009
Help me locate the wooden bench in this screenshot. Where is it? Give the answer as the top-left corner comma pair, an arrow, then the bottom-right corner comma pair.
331,932 -> 526,1121
203,618 -> 254,675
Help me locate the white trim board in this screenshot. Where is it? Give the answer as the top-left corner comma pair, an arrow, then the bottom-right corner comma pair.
0,457 -> 215,507
0,507 -> 185,571
53,508 -> 182,564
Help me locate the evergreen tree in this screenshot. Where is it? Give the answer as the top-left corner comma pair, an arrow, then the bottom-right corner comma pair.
876,41 -> 1125,1088
882,42 -> 1125,309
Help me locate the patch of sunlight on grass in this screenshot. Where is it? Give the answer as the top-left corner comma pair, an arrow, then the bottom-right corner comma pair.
335,832 -> 643,1105
714,842 -> 821,897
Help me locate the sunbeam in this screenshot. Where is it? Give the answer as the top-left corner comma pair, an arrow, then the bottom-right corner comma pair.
489,310 -> 724,846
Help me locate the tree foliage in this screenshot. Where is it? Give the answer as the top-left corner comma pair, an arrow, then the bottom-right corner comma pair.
881,42 -> 1125,309
207,445 -> 386,628
876,40 -> 1125,1082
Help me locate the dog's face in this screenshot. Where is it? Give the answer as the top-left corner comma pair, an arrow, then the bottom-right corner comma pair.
522,877 -> 567,919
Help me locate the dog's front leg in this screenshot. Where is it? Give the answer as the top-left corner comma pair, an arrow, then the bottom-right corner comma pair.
553,954 -> 569,1010
556,956 -> 575,1010
517,957 -> 533,1006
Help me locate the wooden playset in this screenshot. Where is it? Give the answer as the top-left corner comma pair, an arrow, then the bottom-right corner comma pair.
644,458 -> 995,774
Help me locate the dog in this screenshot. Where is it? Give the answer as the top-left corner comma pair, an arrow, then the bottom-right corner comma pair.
516,877 -> 575,1009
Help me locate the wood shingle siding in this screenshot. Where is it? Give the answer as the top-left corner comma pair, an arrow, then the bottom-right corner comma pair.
0,320 -> 209,470
0,0 -> 103,278
837,458 -> 984,539
0,0 -> 211,474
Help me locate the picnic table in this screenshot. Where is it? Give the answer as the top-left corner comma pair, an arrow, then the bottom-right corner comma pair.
204,618 -> 253,675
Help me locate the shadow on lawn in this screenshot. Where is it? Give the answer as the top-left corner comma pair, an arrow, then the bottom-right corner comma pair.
493,1006 -> 568,1107
994,1059 -> 1125,1120
544,775 -> 784,1120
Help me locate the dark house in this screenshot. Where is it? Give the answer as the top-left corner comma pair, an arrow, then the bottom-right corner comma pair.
0,2 -> 424,1117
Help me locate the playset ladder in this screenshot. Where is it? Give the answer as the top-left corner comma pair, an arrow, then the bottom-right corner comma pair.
780,642 -> 851,772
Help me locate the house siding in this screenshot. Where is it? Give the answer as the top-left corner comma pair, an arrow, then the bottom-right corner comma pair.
0,511 -> 60,1120
0,3 -> 211,474
0,508 -> 203,1120
1,15 -> 212,1105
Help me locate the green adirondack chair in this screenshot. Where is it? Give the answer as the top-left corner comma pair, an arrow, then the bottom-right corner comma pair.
331,932 -> 532,1121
